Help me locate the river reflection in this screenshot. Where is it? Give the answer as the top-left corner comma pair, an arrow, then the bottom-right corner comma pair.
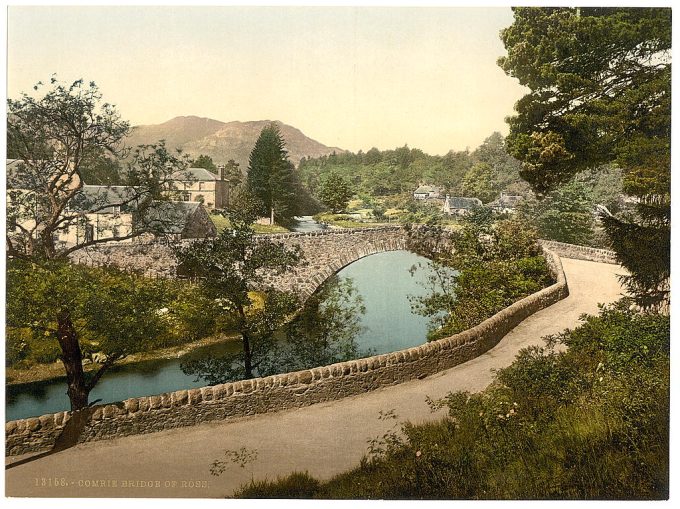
7,250 -> 437,420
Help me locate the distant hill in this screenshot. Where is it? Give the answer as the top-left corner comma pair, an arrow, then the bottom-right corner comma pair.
124,116 -> 345,170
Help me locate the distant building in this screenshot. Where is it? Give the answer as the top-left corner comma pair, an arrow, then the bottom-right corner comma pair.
58,185 -> 216,246
489,193 -> 524,214
141,201 -> 217,240
168,167 -> 231,210
441,195 -> 482,215
413,185 -> 442,200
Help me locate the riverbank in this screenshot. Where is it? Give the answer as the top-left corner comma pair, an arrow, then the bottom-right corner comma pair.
6,333 -> 240,386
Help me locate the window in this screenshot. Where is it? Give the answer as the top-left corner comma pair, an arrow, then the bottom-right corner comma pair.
198,181 -> 204,191
85,224 -> 94,243
112,205 -> 121,216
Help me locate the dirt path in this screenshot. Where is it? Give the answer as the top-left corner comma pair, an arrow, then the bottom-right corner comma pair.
5,258 -> 626,498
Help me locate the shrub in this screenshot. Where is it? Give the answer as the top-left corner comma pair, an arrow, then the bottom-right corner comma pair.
229,304 -> 670,500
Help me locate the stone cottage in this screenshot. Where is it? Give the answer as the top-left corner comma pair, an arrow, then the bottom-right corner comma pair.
441,195 -> 483,215
168,167 -> 232,210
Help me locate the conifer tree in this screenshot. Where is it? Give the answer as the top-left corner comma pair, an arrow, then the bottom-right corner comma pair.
499,8 -> 670,311
246,123 -> 299,224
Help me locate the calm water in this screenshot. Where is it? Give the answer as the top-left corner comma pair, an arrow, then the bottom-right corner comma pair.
6,250 -> 437,421
292,215 -> 328,233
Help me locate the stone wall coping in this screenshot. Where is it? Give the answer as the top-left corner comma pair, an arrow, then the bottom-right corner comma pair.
539,240 -> 618,264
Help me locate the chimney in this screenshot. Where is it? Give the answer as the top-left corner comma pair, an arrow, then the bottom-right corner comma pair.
217,164 -> 225,180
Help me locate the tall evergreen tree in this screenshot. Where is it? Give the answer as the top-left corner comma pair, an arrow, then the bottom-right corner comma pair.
498,7 -> 670,311
246,123 -> 299,224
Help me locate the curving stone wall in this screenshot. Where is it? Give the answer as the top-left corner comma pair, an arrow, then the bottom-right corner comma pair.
539,240 -> 618,265
6,246 -> 568,456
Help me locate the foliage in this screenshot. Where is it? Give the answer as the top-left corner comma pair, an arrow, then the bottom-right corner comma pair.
176,204 -> 302,380
246,123 -> 301,224
317,171 -> 354,213
409,217 -> 553,340
498,7 -> 671,310
6,78 -> 189,260
5,260 -> 218,370
460,162 -> 500,203
518,180 -> 595,245
232,303 -> 669,499
299,133 -> 526,202
192,154 -> 217,172
80,156 -> 124,186
222,159 -> 243,187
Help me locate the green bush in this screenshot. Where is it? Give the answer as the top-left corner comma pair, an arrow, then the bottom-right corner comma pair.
235,472 -> 321,499
230,304 -> 669,500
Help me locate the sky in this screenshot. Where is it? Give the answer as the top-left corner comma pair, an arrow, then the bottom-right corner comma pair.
7,5 -> 528,155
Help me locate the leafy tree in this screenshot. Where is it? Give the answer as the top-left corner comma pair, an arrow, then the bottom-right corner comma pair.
364,147 -> 383,164
498,7 -> 671,310
281,276 -> 368,371
80,156 -> 124,186
246,123 -> 300,224
5,260 -> 191,410
176,203 -> 302,381
519,180 -> 595,245
222,159 -> 242,187
460,162 -> 500,203
192,154 -> 217,172
6,78 -> 190,411
6,78 -> 189,260
317,171 -> 354,213
409,217 -> 553,339
471,132 -> 523,192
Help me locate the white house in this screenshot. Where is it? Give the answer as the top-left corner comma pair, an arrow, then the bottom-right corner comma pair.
168,167 -> 232,210
413,185 -> 442,200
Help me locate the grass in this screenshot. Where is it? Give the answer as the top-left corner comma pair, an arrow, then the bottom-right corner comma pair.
228,303 -> 670,500
209,214 -> 289,234
252,223 -> 290,234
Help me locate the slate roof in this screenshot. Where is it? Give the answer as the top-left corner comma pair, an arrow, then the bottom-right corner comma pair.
444,196 -> 482,210
170,167 -> 218,181
139,201 -> 202,234
69,185 -> 139,214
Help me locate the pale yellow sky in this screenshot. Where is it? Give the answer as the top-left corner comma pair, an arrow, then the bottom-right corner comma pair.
7,6 -> 527,155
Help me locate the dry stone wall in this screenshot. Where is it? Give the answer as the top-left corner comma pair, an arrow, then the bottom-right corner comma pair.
539,240 -> 618,265
6,246 -> 568,456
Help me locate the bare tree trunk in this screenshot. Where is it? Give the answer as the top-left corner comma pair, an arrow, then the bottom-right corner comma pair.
56,309 -> 90,411
242,331 -> 254,379
237,306 -> 254,379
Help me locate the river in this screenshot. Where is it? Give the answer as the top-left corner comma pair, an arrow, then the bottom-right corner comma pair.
6,226 -> 440,421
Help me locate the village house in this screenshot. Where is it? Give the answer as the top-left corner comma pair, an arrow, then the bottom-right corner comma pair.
489,192 -> 524,215
168,167 -> 232,210
413,184 -> 442,200
441,195 -> 483,215
7,159 -> 218,254
58,185 -> 217,246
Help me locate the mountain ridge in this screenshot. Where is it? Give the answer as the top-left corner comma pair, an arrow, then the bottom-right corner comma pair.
125,116 -> 345,170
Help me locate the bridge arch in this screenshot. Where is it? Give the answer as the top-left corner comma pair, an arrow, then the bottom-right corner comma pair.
259,226 -> 410,300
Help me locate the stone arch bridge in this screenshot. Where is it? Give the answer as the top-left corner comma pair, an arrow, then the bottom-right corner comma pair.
70,226 -> 431,300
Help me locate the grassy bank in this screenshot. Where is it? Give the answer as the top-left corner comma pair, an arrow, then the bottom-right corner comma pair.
209,214 -> 289,234
229,303 -> 670,499
6,333 -> 240,386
